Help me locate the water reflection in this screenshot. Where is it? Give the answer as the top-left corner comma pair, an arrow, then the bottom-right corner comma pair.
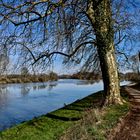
32,82 -> 57,91
0,85 -> 9,109
21,84 -> 30,96
47,82 -> 57,91
76,79 -> 101,85
37,84 -> 48,90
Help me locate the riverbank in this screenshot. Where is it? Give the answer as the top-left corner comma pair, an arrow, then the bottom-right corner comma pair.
0,87 -> 129,140
0,74 -> 58,84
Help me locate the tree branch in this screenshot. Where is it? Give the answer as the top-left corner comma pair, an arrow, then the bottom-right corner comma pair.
33,41 -> 96,65
0,0 -> 67,26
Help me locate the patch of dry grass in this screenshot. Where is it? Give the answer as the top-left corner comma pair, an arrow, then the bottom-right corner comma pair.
60,103 -> 129,140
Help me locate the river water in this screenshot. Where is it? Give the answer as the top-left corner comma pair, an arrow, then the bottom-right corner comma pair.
0,79 -> 130,131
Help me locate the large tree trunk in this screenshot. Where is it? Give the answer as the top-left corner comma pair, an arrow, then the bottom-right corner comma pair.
87,0 -> 123,105
97,42 -> 123,105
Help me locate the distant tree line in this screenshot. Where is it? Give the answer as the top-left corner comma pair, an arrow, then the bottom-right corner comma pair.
123,72 -> 140,82
59,71 -> 102,81
0,71 -> 58,84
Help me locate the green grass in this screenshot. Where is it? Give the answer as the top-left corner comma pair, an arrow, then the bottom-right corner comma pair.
87,103 -> 129,140
103,103 -> 129,128
0,90 -> 129,140
60,102 -> 129,140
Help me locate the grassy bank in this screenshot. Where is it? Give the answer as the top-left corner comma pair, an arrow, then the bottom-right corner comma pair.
0,89 -> 129,140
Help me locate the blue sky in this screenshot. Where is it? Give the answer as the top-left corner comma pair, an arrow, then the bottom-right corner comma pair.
0,0 -> 140,74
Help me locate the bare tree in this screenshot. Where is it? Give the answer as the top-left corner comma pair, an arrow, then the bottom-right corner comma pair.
0,0 -> 139,105
0,44 -> 9,74
21,66 -> 29,76
130,52 -> 140,74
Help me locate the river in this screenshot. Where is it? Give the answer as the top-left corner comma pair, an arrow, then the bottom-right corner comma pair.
0,79 -> 130,131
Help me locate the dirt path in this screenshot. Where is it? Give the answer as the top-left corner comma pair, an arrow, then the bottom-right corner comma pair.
110,84 -> 140,140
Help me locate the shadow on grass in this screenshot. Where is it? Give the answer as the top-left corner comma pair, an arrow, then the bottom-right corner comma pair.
46,113 -> 81,121
45,91 -> 104,122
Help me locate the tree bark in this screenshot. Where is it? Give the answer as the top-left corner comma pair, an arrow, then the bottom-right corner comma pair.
87,0 -> 123,105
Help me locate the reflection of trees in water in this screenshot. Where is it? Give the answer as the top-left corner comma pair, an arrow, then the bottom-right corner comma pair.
32,82 -> 57,91
0,85 -> 8,108
20,84 -> 30,96
38,84 -> 48,90
32,84 -> 48,91
48,82 -> 57,91
76,80 -> 101,85
33,85 -> 37,90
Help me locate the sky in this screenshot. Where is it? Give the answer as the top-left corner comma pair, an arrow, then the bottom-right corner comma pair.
0,0 -> 140,75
